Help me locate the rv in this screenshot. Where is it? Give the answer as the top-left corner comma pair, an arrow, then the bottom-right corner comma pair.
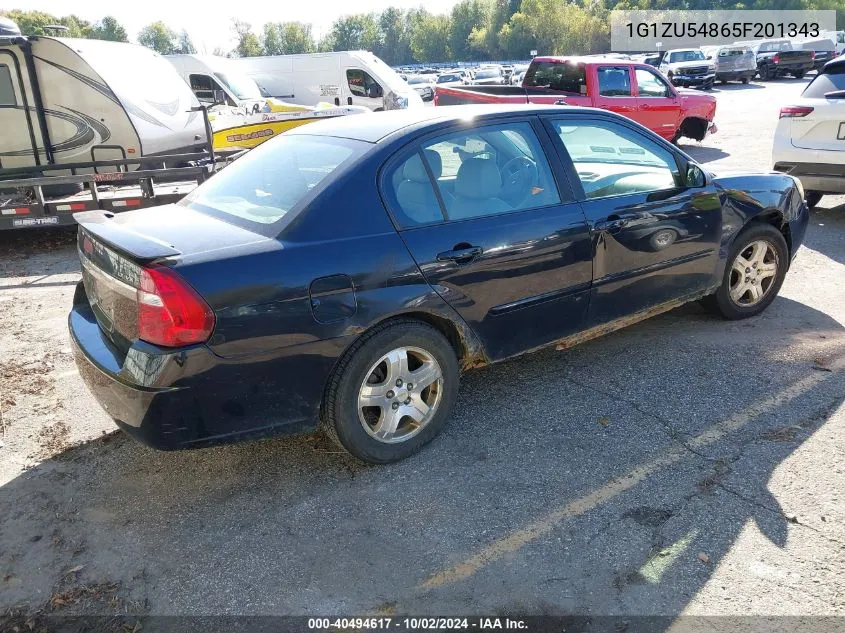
0,34 -> 207,172
231,51 -> 424,111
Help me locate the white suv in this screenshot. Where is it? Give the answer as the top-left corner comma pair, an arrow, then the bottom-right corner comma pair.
773,57 -> 845,207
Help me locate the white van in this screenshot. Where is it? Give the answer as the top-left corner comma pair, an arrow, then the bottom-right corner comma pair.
231,51 -> 423,111
167,54 -> 265,113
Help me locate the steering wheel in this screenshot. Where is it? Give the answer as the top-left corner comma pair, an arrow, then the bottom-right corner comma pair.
500,156 -> 539,207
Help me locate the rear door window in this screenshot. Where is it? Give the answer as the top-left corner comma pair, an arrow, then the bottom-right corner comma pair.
596,66 -> 632,97
387,122 -> 562,226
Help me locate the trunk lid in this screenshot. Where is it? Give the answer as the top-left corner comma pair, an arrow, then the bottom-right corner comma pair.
75,205 -> 273,352
789,98 -> 845,151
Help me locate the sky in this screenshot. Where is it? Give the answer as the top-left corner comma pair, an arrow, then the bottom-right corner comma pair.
11,0 -> 460,53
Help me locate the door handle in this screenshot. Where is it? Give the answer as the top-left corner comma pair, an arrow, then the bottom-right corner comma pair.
437,246 -> 483,264
640,103 -> 651,110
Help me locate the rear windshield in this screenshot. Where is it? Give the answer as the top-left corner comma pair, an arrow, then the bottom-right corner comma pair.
476,69 -> 502,79
180,135 -> 365,230
758,41 -> 793,52
802,67 -> 845,98
719,47 -> 750,57
523,61 -> 587,94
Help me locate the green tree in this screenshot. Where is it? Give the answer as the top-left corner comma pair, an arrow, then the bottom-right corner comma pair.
90,16 -> 128,42
410,11 -> 451,62
325,14 -> 381,51
505,0 -> 609,56
377,7 -> 413,65
175,30 -> 196,54
233,19 -> 263,57
262,22 -> 315,55
1,10 -> 60,35
61,15 -> 93,38
449,0 -> 488,61
137,21 -> 178,54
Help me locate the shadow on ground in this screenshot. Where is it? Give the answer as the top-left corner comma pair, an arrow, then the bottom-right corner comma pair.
681,145 -> 730,164
1,291 -> 843,630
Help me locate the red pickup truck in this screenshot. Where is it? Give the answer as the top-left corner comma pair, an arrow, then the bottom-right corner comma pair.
434,56 -> 717,143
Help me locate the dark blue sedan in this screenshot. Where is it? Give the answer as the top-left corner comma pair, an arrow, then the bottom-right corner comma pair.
70,105 -> 809,463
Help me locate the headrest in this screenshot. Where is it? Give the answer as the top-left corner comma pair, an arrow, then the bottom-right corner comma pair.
455,158 -> 501,199
403,149 -> 442,183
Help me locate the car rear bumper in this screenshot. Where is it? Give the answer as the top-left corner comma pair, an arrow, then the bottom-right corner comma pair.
774,161 -> 845,194
715,70 -> 755,81
69,295 -> 339,450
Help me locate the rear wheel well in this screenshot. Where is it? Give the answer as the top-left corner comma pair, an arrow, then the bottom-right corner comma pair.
679,117 -> 708,141
377,312 -> 468,364
749,210 -> 792,258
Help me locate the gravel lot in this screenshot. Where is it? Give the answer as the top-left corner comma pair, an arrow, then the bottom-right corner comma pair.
1,78 -> 844,626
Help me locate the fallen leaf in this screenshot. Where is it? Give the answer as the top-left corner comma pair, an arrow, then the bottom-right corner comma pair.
65,564 -> 86,575
598,417 -> 610,427
697,552 -> 710,563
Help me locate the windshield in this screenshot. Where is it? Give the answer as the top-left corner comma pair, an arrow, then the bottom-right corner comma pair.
437,74 -> 460,83
180,135 -> 364,229
476,69 -> 501,79
523,61 -> 587,94
407,76 -> 429,84
214,71 -> 262,100
669,50 -> 706,63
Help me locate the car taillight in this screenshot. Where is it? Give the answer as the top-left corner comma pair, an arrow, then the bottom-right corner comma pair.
779,105 -> 814,118
810,51 -> 816,60
773,54 -> 780,63
137,265 -> 215,347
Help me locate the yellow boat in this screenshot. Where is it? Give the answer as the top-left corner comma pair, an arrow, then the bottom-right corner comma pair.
208,100 -> 369,151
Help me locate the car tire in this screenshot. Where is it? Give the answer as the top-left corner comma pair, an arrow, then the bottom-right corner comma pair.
322,320 -> 460,464
741,77 -> 749,84
793,70 -> 805,79
805,191 -> 822,208
759,65 -> 771,81
702,223 -> 788,320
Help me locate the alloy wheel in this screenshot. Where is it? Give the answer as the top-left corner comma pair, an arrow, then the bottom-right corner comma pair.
729,239 -> 779,307
357,346 -> 444,443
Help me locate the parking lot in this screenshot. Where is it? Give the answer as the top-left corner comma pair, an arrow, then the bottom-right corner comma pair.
1,77 -> 844,624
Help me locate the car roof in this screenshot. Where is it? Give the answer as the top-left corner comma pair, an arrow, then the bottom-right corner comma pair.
532,55 -> 644,66
285,104 -> 611,144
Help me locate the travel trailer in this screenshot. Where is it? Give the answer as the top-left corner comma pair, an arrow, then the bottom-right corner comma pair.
0,34 -> 207,172
231,51 -> 424,111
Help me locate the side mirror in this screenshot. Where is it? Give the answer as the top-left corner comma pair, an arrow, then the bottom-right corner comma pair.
686,163 -> 707,188
213,89 -> 227,106
367,85 -> 382,99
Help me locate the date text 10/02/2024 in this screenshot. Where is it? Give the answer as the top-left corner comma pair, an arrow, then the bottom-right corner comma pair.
307,618 -> 528,630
